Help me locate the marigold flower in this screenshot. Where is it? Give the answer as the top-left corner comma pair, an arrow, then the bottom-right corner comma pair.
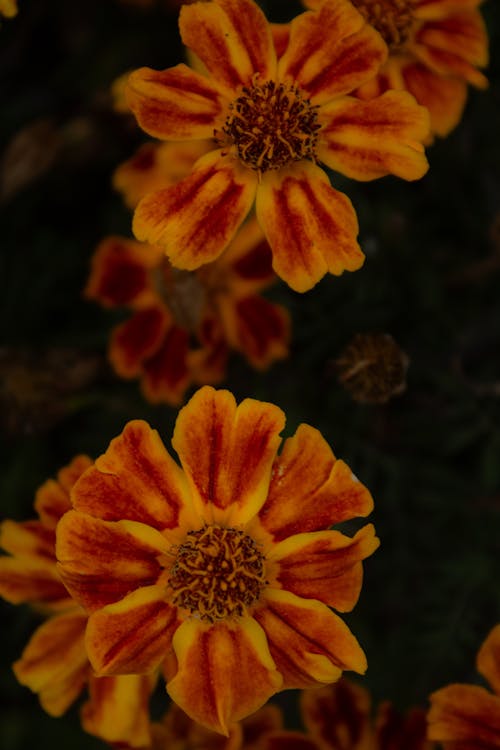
56,385 -> 379,734
336,333 -> 409,404
0,456 -> 155,748
126,0 -> 429,292
0,0 -> 17,19
427,624 -> 500,748
304,0 -> 489,139
86,219 -> 289,404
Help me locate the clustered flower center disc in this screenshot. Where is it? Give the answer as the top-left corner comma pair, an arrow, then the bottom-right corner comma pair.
351,0 -> 415,50
168,525 -> 267,622
221,76 -> 321,174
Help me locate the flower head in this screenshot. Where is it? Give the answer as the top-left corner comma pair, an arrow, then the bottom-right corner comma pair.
127,0 -> 429,292
0,456 -> 154,748
304,0 -> 489,139
427,624 -> 500,748
56,385 -> 379,733
336,333 -> 409,404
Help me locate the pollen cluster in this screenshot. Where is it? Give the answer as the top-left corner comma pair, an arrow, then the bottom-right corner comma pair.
352,0 -> 415,50
221,77 -> 320,174
168,525 -> 267,622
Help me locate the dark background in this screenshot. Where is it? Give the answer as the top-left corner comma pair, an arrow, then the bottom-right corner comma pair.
1,0 -> 499,747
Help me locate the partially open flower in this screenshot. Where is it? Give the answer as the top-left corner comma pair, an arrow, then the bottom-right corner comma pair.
336,333 -> 409,404
304,0 -> 489,139
56,385 -> 379,734
0,456 -> 155,748
127,0 -> 429,292
427,624 -> 500,748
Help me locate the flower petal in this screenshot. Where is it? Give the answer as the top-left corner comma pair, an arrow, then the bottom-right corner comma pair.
86,585 -> 180,675
172,386 -> 285,526
34,455 -> 92,528
0,557 -> 69,606
13,611 -> 89,717
278,0 -> 387,104
1,519 -> 55,562
220,295 -> 290,369
220,216 -> 275,293
477,624 -> 500,696
258,733 -> 320,750
415,0 -> 484,22
141,325 -> 191,405
256,163 -> 363,292
127,63 -> 226,140
271,524 -> 379,611
56,510 -> 169,612
402,61 -> 468,138
300,680 -> 373,749
375,702 -> 429,750
257,423 -> 373,542
110,305 -> 171,378
179,0 -> 276,95
85,236 -> 160,309
253,589 -> 366,689
167,617 -> 282,734
318,91 -> 430,181
71,419 -> 191,532
241,704 -> 284,748
153,702 -> 243,750
428,684 -> 500,745
81,673 -> 156,748
133,150 -> 257,269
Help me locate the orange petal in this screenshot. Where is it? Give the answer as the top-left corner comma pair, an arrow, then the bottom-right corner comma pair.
110,305 -> 171,378
0,556 -> 69,607
318,91 -> 430,181
477,624 -> 500,696
300,680 -> 373,748
278,0 -> 387,104
172,386 -> 285,526
86,585 -> 180,675
81,673 -> 156,747
85,236 -> 161,308
71,419 -> 191,532
271,524 -> 379,611
56,510 -> 169,612
253,589 -> 367,689
241,703 -> 284,748
1,519 -> 55,562
179,0 -> 277,95
34,455 -> 92,528
13,610 -> 89,717
221,295 -> 290,369
258,733 -> 320,750
375,702 -> 430,750
415,0 -> 484,22
141,324 -> 191,406
402,61 -> 468,138
257,423 -> 373,542
127,63 -> 226,140
153,701 -> 243,750
220,216 -> 275,293
428,683 -> 500,745
167,617 -> 282,734
133,150 -> 257,269
256,163 -> 363,292
271,23 -> 290,60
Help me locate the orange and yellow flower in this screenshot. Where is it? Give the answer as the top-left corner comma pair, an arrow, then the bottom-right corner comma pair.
304,0 -> 489,139
427,624 -> 500,748
126,0 -> 429,292
0,456 -> 155,748
56,385 -> 379,734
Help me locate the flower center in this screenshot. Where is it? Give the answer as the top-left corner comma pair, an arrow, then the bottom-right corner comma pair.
351,0 -> 415,51
168,525 -> 267,622
221,76 -> 321,174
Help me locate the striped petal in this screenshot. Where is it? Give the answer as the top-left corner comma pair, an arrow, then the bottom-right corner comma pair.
221,217 -> 275,294
300,680 -> 373,749
179,0 -> 277,96
375,703 -> 430,750
415,0 -> 484,22
257,423 -> 373,542
71,419 -> 191,532
167,617 -> 282,734
278,0 -> 387,104
34,455 -> 92,528
133,150 -> 257,269
1,519 -> 55,562
253,589 -> 366,689
477,624 -> 500,696
256,162 -> 363,293
13,611 -> 89,717
271,525 -> 379,611
110,305 -> 171,378
402,62 -> 468,138
127,64 -> 226,140
56,511 -> 169,612
221,296 -> 290,369
318,91 -> 430,181
0,556 -> 69,607
81,673 -> 156,748
428,684 -> 500,746
172,386 -> 285,526
86,585 -> 180,675
141,325 -> 191,405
